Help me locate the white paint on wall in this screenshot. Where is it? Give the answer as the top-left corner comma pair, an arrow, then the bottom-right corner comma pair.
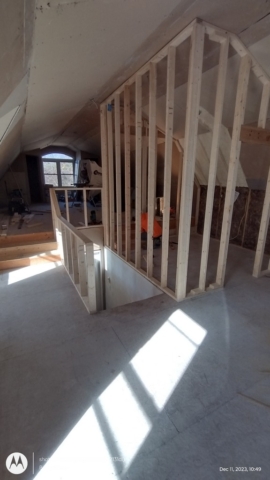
104,247 -> 162,309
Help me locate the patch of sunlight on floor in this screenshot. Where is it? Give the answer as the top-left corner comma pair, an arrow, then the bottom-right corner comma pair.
35,407 -> 118,479
98,373 -> 151,467
8,261 -> 61,285
131,309 -> 207,410
34,309 -> 207,479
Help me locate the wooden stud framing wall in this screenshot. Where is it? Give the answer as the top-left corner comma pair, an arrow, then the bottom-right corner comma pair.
100,18 -> 270,301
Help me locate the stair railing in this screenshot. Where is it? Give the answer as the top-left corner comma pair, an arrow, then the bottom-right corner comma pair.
50,188 -> 97,313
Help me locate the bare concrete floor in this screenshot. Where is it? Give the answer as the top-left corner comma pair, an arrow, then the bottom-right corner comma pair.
140,232 -> 270,294
0,242 -> 270,479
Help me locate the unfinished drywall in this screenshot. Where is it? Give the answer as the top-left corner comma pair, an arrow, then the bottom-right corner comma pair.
0,153 -> 31,207
104,247 -> 162,309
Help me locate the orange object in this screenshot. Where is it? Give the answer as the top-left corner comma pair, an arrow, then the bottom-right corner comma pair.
141,213 -> 162,238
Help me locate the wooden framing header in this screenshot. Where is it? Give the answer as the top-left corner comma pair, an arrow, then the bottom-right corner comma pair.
240,125 -> 270,145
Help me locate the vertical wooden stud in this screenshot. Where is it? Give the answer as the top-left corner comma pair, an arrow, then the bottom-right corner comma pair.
216,54 -> 251,286
65,189 -> 70,223
61,225 -> 68,268
147,62 -> 157,278
161,46 -> 176,287
86,242 -> 97,313
83,188 -> 88,227
72,235 -> 79,284
114,93 -> 122,255
175,22 -> 205,301
78,241 -> 87,296
135,74 -> 142,268
142,132 -> 148,213
107,106 -> 115,249
258,82 -> 270,129
66,229 -> 73,275
100,104 -> 110,246
175,143 -> 183,234
124,85 -> 131,261
198,38 -> 229,291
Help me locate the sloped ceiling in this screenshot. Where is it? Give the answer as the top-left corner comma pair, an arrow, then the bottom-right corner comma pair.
1,0 -> 270,177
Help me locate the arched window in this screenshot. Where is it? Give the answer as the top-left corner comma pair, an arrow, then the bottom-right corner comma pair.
42,153 -> 74,187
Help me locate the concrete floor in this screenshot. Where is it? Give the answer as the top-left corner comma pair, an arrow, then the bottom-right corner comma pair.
0,242 -> 270,479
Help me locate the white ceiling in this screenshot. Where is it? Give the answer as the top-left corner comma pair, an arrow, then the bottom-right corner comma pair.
1,0 -> 270,177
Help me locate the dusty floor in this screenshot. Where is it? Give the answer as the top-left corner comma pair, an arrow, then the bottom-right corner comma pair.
0,242 -> 270,479
0,198 -> 102,238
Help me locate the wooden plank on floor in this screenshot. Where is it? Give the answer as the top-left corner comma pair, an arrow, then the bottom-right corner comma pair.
161,46 -> 176,288
114,93 -> 122,255
216,54 -> 251,286
175,22 -> 205,301
135,74 -> 142,269
124,85 -> 131,261
147,62 -> 157,278
253,166 -> 270,277
198,38 -> 229,291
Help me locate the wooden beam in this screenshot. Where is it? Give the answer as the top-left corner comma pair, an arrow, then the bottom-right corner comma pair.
71,234 -> 79,284
124,85 -> 131,261
253,166 -> 270,277
142,133 -> 148,213
198,38 -> 229,291
61,225 -> 68,269
216,54 -> 251,286
175,145 -> 183,234
66,229 -> 73,275
100,104 -> 110,246
175,22 -> 205,301
64,189 -> 70,223
83,188 -> 88,227
135,74 -> 142,269
147,62 -> 157,278
161,46 -> 176,288
86,242 -> 97,313
114,93 -> 122,255
258,83 -> 270,128
107,106 -> 115,249
78,241 -> 87,296
240,125 -> 270,145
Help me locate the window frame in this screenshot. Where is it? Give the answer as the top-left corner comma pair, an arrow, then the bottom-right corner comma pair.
42,155 -> 75,188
